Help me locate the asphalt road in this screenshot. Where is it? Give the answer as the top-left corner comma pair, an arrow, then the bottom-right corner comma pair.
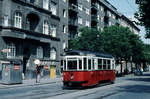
0,72 -> 150,99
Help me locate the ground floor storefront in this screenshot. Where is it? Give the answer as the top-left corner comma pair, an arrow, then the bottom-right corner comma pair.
0,36 -> 62,80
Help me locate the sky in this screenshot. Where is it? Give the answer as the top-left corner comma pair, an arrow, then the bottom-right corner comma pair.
108,0 -> 150,44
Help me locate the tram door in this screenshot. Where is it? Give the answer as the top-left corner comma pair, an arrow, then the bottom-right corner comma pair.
50,66 -> 56,78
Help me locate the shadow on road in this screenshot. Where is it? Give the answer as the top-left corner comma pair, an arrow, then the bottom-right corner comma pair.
126,73 -> 150,82
127,77 -> 150,82
118,85 -> 150,93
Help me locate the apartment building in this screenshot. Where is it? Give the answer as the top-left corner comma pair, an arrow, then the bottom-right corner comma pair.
0,0 -> 68,79
120,15 -> 140,35
68,0 -> 121,39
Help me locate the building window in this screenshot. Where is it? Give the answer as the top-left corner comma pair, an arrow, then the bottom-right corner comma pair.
86,0 -> 90,2
101,6 -> 104,12
63,9 -> 67,18
85,20 -> 90,27
78,17 -> 82,24
85,8 -> 90,15
43,20 -> 49,35
14,12 -> 22,28
78,4 -> 83,11
97,15 -> 100,20
50,2 -> 57,15
109,21 -> 112,26
63,25 -> 67,33
63,42 -> 66,50
37,46 -> 43,59
97,4 -> 100,9
7,43 -> 16,58
43,0 -> 49,10
51,24 -> 56,37
30,0 -> 35,4
101,17 -> 103,22
50,48 -> 56,60
4,15 -> 8,26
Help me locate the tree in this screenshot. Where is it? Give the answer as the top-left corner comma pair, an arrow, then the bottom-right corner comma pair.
135,0 -> 150,38
70,26 -> 149,75
69,27 -> 104,52
101,25 -> 133,75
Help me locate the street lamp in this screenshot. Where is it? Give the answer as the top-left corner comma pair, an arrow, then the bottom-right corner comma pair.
34,59 -> 40,83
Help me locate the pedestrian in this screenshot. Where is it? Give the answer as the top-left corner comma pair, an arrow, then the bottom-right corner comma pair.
37,65 -> 41,83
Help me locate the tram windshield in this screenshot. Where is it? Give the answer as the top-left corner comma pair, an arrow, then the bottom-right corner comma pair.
67,59 -> 77,70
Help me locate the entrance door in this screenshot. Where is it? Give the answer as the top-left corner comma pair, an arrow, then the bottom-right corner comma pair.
50,66 -> 56,78
23,48 -> 30,74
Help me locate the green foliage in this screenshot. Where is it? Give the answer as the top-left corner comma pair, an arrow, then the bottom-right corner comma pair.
135,0 -> 150,38
101,25 -> 132,61
69,26 -> 150,65
69,27 -> 103,52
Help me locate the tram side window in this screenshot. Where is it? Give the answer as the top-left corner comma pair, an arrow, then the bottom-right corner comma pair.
79,59 -> 82,70
88,59 -> 92,70
83,58 -> 87,70
112,60 -> 115,69
98,59 -> 103,70
107,60 -> 111,69
103,59 -> 107,69
68,60 -> 77,70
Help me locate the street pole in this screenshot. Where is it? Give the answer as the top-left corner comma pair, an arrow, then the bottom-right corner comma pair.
34,59 -> 40,83
36,64 -> 38,83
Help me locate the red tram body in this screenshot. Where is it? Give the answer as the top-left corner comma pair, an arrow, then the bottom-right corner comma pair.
62,50 -> 116,87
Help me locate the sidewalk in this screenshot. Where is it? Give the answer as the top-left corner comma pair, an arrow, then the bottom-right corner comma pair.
0,77 -> 62,89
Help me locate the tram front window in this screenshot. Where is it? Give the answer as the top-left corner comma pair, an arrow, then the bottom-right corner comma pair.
67,60 -> 77,70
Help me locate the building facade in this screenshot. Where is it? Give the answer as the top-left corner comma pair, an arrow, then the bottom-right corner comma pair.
0,0 -> 68,79
120,15 -> 140,35
68,0 -> 121,39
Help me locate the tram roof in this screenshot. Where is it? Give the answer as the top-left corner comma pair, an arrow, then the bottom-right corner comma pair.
65,50 -> 113,58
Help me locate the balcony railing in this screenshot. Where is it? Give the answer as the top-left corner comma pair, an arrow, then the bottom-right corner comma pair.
115,19 -> 120,25
91,15 -> 98,22
104,11 -> 109,18
91,3 -> 98,10
69,4 -> 78,12
69,19 -> 78,26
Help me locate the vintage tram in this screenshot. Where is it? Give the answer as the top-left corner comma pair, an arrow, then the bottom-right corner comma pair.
62,50 -> 116,87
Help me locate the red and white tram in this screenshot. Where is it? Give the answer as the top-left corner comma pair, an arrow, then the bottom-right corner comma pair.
62,50 -> 116,87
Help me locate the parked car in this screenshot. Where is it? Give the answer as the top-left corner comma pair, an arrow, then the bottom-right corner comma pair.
134,69 -> 143,76
144,67 -> 149,72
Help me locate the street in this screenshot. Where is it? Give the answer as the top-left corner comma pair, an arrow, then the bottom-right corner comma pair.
0,72 -> 150,99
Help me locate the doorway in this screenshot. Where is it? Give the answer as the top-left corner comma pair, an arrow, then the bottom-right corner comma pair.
50,66 -> 56,78
23,48 -> 30,74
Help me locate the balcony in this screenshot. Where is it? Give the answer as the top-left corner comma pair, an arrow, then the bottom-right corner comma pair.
69,19 -> 78,26
115,19 -> 120,25
104,23 -> 109,28
91,3 -> 98,10
104,11 -> 109,18
69,4 -> 78,13
0,25 -> 60,43
91,15 -> 98,22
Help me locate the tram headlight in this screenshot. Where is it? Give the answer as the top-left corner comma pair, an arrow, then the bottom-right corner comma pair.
71,75 -> 74,80
71,72 -> 74,80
